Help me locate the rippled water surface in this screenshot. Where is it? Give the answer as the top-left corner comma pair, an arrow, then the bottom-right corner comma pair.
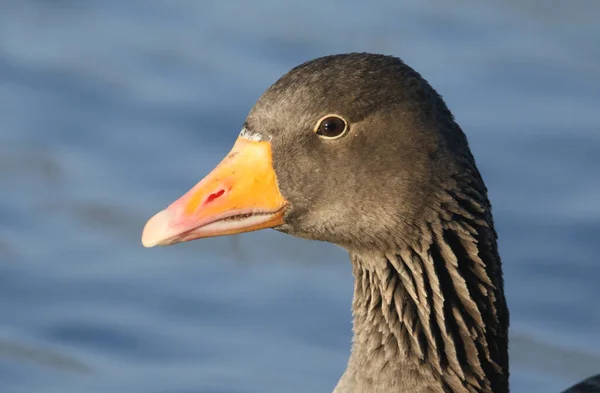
1,1 -> 599,392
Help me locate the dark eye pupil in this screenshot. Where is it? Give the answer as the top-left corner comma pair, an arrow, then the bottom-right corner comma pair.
324,121 -> 337,131
317,116 -> 346,138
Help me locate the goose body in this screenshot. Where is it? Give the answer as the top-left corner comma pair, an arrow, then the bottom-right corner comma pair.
142,53 -> 599,393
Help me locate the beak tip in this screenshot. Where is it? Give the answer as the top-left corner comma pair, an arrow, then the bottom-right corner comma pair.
141,210 -> 170,248
141,237 -> 157,248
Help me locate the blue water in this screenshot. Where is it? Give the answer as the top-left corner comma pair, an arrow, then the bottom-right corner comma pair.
1,1 -> 599,392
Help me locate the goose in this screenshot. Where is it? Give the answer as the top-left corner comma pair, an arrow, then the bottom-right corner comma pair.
141,53 -> 599,393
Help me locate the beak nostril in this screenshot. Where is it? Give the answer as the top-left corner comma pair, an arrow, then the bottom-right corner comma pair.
205,189 -> 226,204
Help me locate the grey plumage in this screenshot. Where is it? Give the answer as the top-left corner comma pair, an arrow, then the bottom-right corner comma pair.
246,53 -> 508,392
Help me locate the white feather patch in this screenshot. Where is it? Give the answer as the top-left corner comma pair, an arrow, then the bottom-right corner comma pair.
239,127 -> 264,142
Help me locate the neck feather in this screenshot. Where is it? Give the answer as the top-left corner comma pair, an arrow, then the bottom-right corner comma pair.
336,177 -> 509,393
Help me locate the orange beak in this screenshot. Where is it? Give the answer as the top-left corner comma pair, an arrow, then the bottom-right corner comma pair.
141,137 -> 288,247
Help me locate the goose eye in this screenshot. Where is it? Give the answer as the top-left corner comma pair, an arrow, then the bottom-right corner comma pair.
314,115 -> 348,139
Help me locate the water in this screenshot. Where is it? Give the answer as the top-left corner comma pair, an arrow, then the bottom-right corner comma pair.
1,1 -> 599,392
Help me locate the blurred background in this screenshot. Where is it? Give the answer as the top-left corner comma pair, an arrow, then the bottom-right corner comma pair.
1,1 -> 599,392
